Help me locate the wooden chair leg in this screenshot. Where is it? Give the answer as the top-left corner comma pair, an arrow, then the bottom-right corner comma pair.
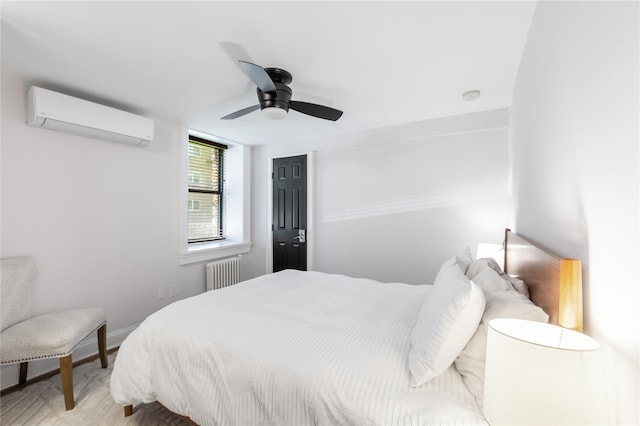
124,404 -> 133,417
19,362 -> 28,385
59,355 -> 74,410
97,323 -> 108,368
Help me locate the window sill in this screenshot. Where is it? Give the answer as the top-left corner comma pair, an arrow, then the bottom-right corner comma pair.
180,240 -> 252,265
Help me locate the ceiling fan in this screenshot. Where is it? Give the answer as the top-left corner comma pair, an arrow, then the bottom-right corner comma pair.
221,61 -> 343,121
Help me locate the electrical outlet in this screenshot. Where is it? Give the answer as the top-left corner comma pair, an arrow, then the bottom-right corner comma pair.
169,283 -> 178,297
157,287 -> 165,300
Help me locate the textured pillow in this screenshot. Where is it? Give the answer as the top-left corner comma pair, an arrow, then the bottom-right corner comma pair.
504,274 -> 529,297
466,257 -> 529,297
454,266 -> 548,405
469,266 -> 511,293
466,257 -> 502,280
408,263 -> 485,387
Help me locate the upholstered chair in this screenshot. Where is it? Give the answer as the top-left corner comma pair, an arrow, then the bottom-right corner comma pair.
0,256 -> 108,410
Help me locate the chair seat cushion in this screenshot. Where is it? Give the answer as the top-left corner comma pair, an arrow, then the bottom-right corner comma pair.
0,308 -> 105,364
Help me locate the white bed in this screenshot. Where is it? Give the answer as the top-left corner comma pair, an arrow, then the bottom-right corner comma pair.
111,230 -> 561,426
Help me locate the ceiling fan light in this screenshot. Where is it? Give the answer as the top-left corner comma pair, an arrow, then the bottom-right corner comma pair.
262,107 -> 288,120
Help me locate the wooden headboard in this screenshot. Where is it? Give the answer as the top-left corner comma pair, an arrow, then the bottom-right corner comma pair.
503,228 -> 566,326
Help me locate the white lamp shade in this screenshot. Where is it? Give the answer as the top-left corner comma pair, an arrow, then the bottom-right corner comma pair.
483,318 -> 608,425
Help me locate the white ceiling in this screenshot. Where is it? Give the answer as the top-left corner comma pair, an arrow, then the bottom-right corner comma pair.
1,1 -> 537,145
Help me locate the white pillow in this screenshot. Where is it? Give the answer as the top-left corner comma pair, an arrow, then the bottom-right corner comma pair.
469,266 -> 511,293
467,257 -> 529,297
466,257 -> 502,280
408,263 -> 485,387
455,246 -> 474,274
454,266 -> 548,405
504,274 -> 529,297
435,247 -> 474,280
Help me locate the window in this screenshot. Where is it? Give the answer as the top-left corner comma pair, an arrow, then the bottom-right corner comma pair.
180,128 -> 251,265
188,172 -> 201,184
189,145 -> 200,157
187,135 -> 226,243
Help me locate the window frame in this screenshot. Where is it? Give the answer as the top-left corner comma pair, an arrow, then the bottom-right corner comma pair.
187,135 -> 226,244
179,128 -> 251,265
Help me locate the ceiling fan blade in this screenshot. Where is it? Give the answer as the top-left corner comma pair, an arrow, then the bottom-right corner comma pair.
220,105 -> 260,120
290,101 -> 343,121
238,61 -> 276,93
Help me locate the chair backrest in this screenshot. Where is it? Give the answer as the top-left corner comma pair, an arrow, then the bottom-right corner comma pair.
1,256 -> 36,332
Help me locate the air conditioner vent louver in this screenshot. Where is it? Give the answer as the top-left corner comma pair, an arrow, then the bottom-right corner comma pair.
27,86 -> 154,147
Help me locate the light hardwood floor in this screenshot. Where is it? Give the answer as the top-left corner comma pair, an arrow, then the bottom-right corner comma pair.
0,352 -> 190,425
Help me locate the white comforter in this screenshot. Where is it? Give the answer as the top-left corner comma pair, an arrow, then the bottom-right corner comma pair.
110,270 -> 486,425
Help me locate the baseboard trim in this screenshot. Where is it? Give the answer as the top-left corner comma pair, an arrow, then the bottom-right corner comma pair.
0,323 -> 139,391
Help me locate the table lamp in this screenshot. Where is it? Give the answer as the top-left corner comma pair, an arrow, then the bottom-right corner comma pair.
483,318 -> 608,425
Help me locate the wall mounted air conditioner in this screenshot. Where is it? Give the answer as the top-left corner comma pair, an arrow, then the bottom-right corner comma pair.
27,86 -> 154,147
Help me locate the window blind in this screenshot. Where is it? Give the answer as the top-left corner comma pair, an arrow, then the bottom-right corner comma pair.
187,135 -> 226,243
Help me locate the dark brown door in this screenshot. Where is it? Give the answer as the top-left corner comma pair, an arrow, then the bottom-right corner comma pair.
272,155 -> 307,272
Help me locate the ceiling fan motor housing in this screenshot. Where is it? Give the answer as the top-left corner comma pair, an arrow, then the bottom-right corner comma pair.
258,67 -> 293,112
258,83 -> 292,112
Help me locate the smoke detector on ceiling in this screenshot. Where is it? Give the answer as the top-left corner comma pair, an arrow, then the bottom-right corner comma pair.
462,90 -> 481,101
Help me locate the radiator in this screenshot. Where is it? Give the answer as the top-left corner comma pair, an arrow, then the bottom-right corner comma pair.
206,257 -> 240,290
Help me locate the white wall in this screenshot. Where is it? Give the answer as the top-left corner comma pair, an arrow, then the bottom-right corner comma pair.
245,109 -> 513,284
511,2 -> 639,423
0,73 -> 212,386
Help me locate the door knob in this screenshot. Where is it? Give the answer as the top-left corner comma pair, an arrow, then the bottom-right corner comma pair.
293,229 -> 306,243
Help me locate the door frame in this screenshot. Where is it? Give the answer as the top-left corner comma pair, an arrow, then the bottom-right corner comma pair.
266,151 -> 315,274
